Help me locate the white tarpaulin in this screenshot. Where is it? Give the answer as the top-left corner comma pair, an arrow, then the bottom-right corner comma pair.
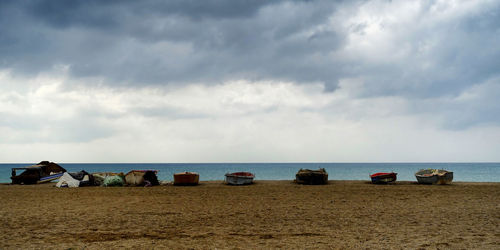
56,172 -> 80,188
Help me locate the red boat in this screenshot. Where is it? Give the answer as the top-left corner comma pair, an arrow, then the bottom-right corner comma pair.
173,172 -> 199,186
370,172 -> 397,184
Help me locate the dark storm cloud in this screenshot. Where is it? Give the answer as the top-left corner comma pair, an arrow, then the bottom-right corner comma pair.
1,0 -> 499,108
0,0 -> 343,84
29,0 -> 272,25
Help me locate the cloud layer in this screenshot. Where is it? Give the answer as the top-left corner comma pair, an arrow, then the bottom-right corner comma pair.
1,0 -> 500,162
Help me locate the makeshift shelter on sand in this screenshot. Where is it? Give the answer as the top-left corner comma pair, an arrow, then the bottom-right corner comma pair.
295,168 -> 328,185
55,170 -> 93,188
56,172 -> 80,188
11,161 -> 66,184
125,170 -> 159,186
69,170 -> 94,186
92,172 -> 125,186
103,175 -> 125,187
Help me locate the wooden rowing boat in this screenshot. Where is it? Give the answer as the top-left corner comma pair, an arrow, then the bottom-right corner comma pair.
225,172 -> 255,185
370,172 -> 397,184
415,169 -> 453,184
295,168 -> 328,185
173,172 -> 199,186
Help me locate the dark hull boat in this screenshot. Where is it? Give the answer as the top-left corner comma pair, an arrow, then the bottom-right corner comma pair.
173,172 -> 199,186
370,172 -> 397,184
415,169 -> 453,185
225,172 -> 255,185
11,161 -> 66,184
295,168 -> 328,185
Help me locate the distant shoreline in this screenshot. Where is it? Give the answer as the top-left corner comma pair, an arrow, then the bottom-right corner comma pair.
3,162 -> 500,183
2,180 -> 500,185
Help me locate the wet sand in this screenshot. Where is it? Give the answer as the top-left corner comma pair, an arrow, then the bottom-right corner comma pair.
1,181 -> 499,249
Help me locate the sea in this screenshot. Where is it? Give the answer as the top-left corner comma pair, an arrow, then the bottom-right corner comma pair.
1,163 -> 499,183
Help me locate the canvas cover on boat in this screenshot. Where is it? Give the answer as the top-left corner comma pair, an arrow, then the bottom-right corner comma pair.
56,172 -> 80,188
125,170 -> 159,186
69,170 -> 94,187
92,172 -> 125,186
103,175 -> 124,187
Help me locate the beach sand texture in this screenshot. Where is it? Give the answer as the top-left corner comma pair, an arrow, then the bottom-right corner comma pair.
1,181 -> 499,249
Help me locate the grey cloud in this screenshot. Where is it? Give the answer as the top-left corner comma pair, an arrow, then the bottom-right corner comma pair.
0,113 -> 114,143
423,79 -> 500,130
130,106 -> 211,120
1,0 -> 342,83
29,0 -> 274,28
1,0 -> 500,129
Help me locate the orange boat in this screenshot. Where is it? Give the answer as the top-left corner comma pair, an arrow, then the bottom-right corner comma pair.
173,172 -> 199,186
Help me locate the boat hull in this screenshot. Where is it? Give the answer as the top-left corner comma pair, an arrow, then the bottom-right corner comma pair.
370,172 -> 397,184
436,171 -> 453,184
225,172 -> 254,185
174,172 -> 199,186
416,175 -> 438,184
38,173 -> 65,183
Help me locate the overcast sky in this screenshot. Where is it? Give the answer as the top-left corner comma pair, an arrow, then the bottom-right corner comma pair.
1,0 -> 500,163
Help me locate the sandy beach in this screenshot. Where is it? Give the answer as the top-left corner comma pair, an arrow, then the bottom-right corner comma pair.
1,181 -> 499,249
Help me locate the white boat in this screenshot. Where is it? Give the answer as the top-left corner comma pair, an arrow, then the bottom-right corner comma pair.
415,169 -> 453,184
225,172 -> 255,185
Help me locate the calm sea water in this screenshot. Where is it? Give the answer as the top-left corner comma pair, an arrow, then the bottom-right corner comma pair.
1,163 -> 499,183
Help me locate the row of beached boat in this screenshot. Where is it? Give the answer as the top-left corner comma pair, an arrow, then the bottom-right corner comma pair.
293,168 -> 454,185
368,169 -> 454,185
8,162 -> 258,187
171,171 -> 256,185
155,168 -> 454,185
9,161 -> 454,186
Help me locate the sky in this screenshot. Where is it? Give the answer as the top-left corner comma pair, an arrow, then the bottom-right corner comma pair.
1,0 -> 500,163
